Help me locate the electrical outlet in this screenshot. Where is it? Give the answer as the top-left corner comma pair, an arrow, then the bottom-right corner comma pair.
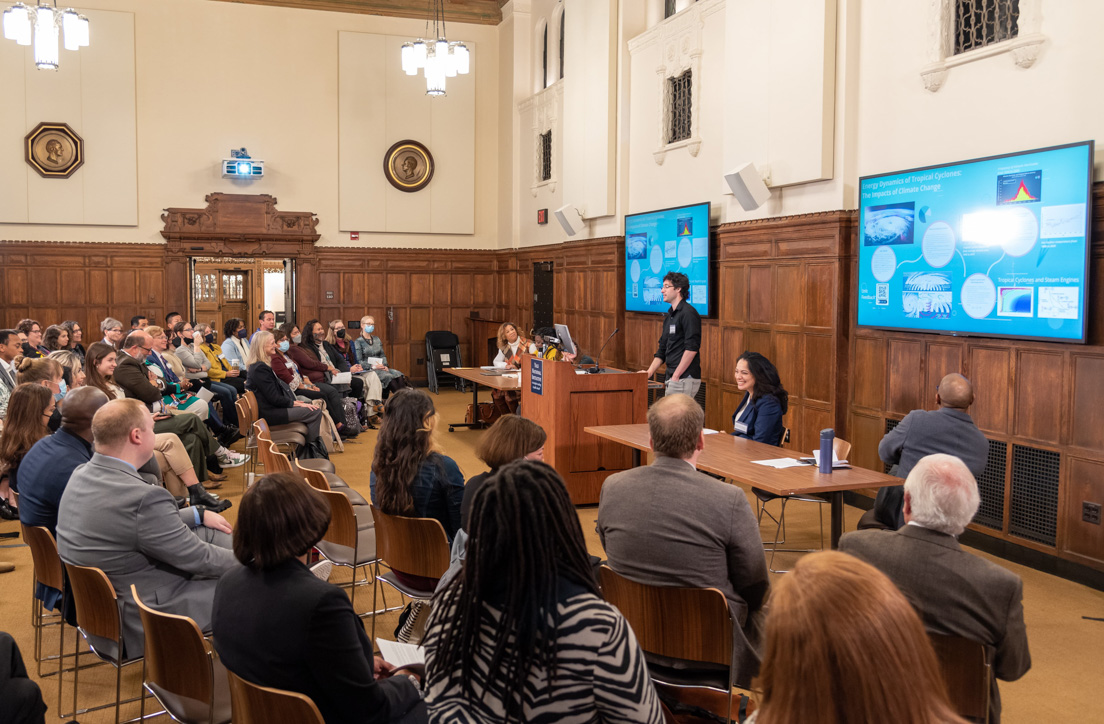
1083,502 -> 1102,525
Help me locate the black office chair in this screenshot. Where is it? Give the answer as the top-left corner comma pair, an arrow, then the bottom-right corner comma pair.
424,331 -> 466,394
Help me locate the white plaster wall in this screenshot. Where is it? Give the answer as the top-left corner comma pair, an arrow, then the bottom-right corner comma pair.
517,81 -> 565,248
0,0 -> 500,247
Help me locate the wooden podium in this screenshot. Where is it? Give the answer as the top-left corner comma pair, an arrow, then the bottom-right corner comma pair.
520,357 -> 648,505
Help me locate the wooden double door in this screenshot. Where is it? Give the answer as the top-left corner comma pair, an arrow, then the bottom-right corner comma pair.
192,262 -> 255,333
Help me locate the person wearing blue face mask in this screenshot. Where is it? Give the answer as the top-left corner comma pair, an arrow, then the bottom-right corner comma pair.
221,317 -> 251,371
353,315 -> 409,394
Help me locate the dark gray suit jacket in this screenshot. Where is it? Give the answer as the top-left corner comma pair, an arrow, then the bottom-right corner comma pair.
875,407 -> 989,528
597,455 -> 769,686
840,525 -> 1030,723
57,453 -> 237,657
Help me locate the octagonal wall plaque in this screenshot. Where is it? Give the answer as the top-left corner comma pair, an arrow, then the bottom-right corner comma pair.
25,122 -> 84,178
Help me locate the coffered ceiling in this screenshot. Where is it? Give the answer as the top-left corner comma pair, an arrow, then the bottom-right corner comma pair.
209,0 -> 509,26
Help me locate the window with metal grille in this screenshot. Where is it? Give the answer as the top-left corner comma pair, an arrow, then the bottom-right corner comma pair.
559,10 -> 565,79
539,131 -> 552,182
954,0 -> 1019,55
666,69 -> 692,144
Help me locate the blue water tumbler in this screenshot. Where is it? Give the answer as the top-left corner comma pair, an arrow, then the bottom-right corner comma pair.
819,429 -> 835,474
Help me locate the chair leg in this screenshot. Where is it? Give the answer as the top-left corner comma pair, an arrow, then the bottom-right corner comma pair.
371,560 -> 379,643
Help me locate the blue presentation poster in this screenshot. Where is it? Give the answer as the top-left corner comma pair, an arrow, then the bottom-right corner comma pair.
857,142 -> 1093,342
625,202 -> 710,316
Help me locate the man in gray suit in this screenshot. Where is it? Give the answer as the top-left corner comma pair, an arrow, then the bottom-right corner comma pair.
873,373 -> 988,529
841,454 -> 1030,723
57,399 -> 237,658
597,393 -> 769,686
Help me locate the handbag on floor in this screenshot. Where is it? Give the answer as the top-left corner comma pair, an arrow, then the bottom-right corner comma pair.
342,397 -> 362,434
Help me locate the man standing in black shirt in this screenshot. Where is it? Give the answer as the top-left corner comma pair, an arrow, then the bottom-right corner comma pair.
641,271 -> 702,401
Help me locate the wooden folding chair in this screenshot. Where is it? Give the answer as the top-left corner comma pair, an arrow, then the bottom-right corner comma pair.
315,490 -> 385,620
226,670 -> 324,724
369,505 -> 450,642
929,632 -> 991,723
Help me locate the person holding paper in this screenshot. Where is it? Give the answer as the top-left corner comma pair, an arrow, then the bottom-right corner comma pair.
214,472 -> 427,724
730,351 -> 788,446
294,319 -> 366,402
353,315 -> 410,394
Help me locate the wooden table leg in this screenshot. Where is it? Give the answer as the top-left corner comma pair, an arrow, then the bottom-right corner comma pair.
631,448 -> 641,468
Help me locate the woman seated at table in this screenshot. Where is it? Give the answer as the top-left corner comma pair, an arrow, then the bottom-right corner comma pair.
245,331 -> 326,458
747,551 -> 964,724
212,472 -> 426,724
424,460 -> 664,722
731,351 -> 788,446
270,329 -> 356,437
490,323 -> 535,416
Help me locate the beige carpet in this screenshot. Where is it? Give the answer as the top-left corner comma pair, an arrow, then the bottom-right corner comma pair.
1,387 -> 1101,722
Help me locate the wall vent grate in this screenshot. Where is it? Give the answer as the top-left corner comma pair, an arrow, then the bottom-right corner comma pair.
973,439 -> 1007,530
1009,444 -> 1059,546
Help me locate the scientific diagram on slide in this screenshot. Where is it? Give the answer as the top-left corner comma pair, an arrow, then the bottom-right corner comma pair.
857,142 -> 1093,342
625,202 -> 711,316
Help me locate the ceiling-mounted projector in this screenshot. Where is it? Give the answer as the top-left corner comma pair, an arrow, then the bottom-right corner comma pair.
221,147 -> 264,179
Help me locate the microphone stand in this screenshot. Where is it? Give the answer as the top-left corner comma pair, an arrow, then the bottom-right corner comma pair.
588,327 -> 620,374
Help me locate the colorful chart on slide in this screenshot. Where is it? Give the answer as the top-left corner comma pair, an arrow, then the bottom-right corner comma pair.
625,202 -> 711,316
856,142 -> 1093,342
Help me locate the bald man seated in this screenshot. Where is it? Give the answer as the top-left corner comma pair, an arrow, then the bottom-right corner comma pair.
873,373 -> 988,529
57,399 -> 237,658
841,454 -> 1030,723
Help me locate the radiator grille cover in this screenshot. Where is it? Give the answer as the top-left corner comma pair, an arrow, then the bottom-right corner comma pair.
973,439 -> 1007,531
1009,444 -> 1059,546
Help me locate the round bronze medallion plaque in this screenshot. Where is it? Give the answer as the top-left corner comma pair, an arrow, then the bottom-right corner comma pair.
383,140 -> 434,193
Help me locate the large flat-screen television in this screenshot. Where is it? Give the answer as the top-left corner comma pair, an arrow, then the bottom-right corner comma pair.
857,141 -> 1094,343
625,201 -> 711,317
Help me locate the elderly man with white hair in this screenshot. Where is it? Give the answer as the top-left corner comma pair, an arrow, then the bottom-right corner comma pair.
840,453 -> 1030,724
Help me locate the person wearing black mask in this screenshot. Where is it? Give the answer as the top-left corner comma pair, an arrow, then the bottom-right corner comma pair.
221,317 -> 251,371
295,319 -> 365,401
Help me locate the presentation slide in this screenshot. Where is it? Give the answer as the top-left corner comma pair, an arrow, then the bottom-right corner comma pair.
625,202 -> 710,316
857,141 -> 1093,343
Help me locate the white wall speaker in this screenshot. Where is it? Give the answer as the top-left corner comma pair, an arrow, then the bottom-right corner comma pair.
554,204 -> 584,236
724,163 -> 772,211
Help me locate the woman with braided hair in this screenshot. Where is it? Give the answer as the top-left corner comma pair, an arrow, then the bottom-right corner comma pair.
423,460 -> 664,723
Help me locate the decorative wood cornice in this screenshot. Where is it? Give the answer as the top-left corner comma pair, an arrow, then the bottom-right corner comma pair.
208,0 -> 506,25
161,193 -> 320,258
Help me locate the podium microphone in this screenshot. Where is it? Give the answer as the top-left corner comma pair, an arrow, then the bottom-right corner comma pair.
588,327 -> 620,374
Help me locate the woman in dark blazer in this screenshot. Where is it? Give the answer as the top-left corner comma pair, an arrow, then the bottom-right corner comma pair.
212,472 -> 426,724
245,331 -> 324,448
731,351 -> 788,446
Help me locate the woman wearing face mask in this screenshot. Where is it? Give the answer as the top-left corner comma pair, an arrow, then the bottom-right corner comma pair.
272,329 -> 356,438
174,322 -> 242,430
328,319 -> 383,409
221,317 -> 251,371
291,319 -> 366,402
353,315 -> 409,394
196,323 -> 247,396
0,384 -> 55,520
47,350 -> 86,389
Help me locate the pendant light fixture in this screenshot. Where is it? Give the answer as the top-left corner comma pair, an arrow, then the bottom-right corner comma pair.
400,0 -> 469,97
3,1 -> 89,71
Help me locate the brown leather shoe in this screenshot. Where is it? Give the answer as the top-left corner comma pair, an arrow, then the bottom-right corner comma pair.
203,480 -> 224,490
0,561 -> 14,574
206,471 -> 228,483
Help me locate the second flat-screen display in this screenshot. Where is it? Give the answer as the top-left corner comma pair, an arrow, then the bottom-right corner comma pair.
857,141 -> 1094,343
625,201 -> 710,316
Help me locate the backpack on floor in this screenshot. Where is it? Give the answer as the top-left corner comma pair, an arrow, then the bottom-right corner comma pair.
342,397 -> 362,434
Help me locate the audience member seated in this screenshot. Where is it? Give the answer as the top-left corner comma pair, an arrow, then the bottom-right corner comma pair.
14,357 -> 65,432
270,329 -> 352,438
165,311 -> 183,330
353,315 -> 408,395
220,317 -> 251,370
329,318 -> 383,403
748,551 -> 966,724
250,309 -> 276,345
130,314 -> 148,331
840,454 -> 1029,723
424,460 -> 664,722
100,316 -> 124,349
47,350 -> 85,390
296,318 -> 366,400
175,323 -> 242,425
213,473 -> 427,724
872,373 -> 989,530
195,321 -> 247,398
245,331 -> 326,458
0,385 -> 54,521
731,351 -> 787,445
0,631 -> 47,724
143,326 -> 221,429
42,324 -> 68,353
57,399 -> 237,657
60,320 -> 85,361
0,329 -> 20,419
461,414 -> 545,530
16,319 -> 49,359
490,322 -> 534,415
598,393 -> 769,687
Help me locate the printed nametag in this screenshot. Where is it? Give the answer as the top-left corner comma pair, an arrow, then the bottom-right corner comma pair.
669,325 -> 676,334
733,421 -> 749,435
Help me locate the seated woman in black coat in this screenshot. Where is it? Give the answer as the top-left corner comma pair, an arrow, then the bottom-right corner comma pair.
731,351 -> 788,446
244,331 -> 324,453
212,473 -> 426,724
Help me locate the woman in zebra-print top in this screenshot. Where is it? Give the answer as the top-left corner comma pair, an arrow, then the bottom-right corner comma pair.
423,460 -> 664,723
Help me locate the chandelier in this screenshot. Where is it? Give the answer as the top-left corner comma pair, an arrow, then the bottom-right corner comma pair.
3,1 -> 89,71
400,0 -> 469,97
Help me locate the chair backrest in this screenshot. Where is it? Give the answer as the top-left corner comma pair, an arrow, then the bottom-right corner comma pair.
779,426 -> 791,447
320,490 -> 360,549
261,439 -> 293,474
235,398 -> 255,433
131,585 -> 214,706
929,632 -> 991,722
370,505 -> 450,580
599,565 -> 733,668
253,417 -> 273,443
63,563 -> 121,643
833,436 -> 852,460
227,669 -> 324,724
297,464 -> 332,493
22,524 -> 65,592
425,330 -> 460,350
243,390 -> 259,420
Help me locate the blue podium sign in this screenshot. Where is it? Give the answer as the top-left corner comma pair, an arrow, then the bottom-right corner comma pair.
530,358 -> 543,395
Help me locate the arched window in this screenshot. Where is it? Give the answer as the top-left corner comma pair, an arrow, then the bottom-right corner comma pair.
559,8 -> 565,79
542,22 -> 548,89
665,0 -> 698,19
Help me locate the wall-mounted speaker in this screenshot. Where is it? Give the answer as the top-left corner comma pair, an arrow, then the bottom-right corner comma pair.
724,162 -> 772,211
554,204 -> 584,236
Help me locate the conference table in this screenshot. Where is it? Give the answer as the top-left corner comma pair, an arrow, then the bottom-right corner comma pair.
445,367 -> 520,431
584,424 -> 903,548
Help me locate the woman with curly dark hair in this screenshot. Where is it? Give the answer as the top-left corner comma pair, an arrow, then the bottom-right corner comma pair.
42,325 -> 69,353
731,350 -> 789,446
0,384 -> 54,518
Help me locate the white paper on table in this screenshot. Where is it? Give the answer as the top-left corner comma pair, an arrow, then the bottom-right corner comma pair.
752,458 -> 807,469
811,450 -> 850,468
703,428 -> 721,435
330,371 -> 352,385
480,365 -> 498,371
376,639 -> 426,667
195,387 -> 215,403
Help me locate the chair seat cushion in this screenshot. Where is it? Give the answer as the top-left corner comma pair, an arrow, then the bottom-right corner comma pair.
339,488 -> 369,507
317,525 -> 376,565
297,458 -> 336,474
272,422 -> 310,437
377,570 -> 435,600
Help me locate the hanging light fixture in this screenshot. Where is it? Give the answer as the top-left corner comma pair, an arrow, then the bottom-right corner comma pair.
3,1 -> 89,71
400,0 -> 469,97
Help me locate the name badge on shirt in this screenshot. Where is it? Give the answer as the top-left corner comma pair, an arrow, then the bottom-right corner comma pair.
669,324 -> 676,334
733,421 -> 749,435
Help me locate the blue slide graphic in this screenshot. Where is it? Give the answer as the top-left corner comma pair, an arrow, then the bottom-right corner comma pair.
625,202 -> 711,316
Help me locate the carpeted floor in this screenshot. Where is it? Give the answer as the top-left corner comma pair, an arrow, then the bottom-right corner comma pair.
1,387 -> 1101,722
